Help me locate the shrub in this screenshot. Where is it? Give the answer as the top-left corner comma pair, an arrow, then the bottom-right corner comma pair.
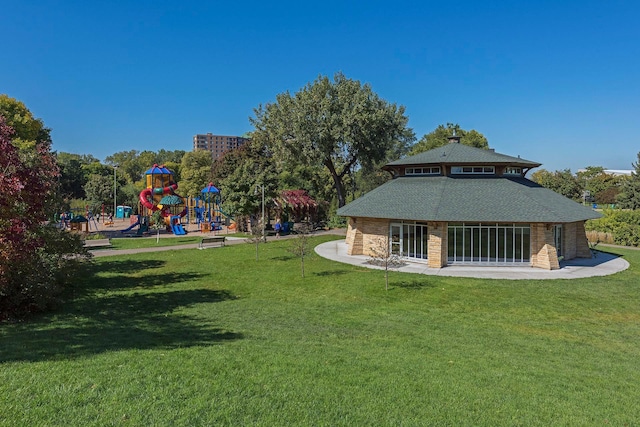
586,209 -> 640,247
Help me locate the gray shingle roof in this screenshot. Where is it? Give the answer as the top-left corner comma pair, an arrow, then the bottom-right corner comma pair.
385,142 -> 541,168
337,176 -> 601,223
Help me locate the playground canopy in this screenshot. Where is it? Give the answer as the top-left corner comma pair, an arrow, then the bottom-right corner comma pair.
201,183 -> 220,194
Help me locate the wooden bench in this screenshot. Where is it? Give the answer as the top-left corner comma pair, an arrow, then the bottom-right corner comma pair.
199,236 -> 226,249
83,238 -> 112,249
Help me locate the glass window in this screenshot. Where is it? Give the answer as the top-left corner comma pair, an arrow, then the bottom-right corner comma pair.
389,222 -> 428,261
505,167 -> 522,175
447,223 -> 531,265
451,166 -> 495,174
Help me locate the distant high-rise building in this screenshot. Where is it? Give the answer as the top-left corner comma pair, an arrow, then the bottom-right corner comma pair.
193,133 -> 249,159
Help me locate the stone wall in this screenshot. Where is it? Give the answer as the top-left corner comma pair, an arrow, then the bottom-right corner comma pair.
571,220 -> 592,258
531,223 -> 560,270
427,221 -> 447,268
345,217 -> 389,256
346,218 -> 363,255
361,218 -> 391,257
563,222 -> 577,260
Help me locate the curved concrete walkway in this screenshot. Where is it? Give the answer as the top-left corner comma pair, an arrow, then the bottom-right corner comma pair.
314,240 -> 629,280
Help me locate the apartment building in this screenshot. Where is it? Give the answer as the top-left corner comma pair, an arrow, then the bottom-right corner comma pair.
193,133 -> 249,159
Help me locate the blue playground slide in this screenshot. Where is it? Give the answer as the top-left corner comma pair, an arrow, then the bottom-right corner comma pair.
172,223 -> 186,235
121,220 -> 141,233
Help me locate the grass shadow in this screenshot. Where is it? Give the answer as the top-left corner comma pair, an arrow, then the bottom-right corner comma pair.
0,288 -> 241,363
270,255 -> 295,261
86,259 -> 166,275
393,279 -> 435,290
313,269 -> 350,277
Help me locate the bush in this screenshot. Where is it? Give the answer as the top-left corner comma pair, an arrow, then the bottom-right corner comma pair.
0,226 -> 90,321
327,214 -> 347,229
586,209 -> 640,247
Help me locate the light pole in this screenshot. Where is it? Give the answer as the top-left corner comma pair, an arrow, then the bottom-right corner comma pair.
113,165 -> 118,220
255,184 -> 265,241
261,184 -> 265,242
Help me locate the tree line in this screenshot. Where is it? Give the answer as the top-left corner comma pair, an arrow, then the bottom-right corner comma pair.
3,73 -> 640,318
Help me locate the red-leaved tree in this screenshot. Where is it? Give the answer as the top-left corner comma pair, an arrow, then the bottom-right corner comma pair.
1,112 -> 88,320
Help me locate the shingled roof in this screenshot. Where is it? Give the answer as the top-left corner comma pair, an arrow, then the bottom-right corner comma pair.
384,142 -> 541,169
337,175 -> 601,223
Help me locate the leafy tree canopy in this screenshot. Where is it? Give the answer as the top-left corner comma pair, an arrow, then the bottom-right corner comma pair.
105,149 -> 186,184
212,139 -> 278,218
178,150 -> 214,198
0,94 -> 51,151
616,152 -> 640,210
251,72 -> 414,207
577,166 -> 624,205
56,152 -> 100,200
409,123 -> 489,155
531,168 -> 582,201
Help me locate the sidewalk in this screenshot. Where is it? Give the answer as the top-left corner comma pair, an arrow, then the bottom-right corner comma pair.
314,240 -> 629,280
90,228 -> 346,258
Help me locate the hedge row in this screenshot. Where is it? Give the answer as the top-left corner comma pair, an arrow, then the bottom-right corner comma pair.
585,209 -> 640,247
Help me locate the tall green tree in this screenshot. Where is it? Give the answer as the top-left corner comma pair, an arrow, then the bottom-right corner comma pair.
105,149 -> 185,185
251,72 -> 414,207
617,152 -> 640,209
212,140 -> 278,223
56,152 -> 99,200
178,150 -> 214,197
576,166 -> 624,205
0,94 -> 51,151
531,168 -> 582,201
84,174 -> 117,212
409,123 -> 489,155
104,150 -> 142,184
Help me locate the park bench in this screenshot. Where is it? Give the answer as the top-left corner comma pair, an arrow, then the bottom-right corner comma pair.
83,238 -> 112,249
199,236 -> 226,249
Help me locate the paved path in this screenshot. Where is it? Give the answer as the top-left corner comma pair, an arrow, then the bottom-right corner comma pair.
90,229 -> 346,258
314,240 -> 629,280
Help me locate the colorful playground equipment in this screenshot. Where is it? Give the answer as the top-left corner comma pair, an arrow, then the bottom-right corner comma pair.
134,164 -> 187,235
193,182 -> 234,232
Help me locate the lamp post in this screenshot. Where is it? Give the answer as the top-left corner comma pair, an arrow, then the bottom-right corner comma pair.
255,184 -> 265,241
113,165 -> 118,220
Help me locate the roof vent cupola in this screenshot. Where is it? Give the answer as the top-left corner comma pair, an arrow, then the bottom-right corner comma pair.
448,129 -> 461,144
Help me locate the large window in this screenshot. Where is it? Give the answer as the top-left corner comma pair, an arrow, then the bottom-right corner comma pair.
390,222 -> 429,261
447,223 -> 531,265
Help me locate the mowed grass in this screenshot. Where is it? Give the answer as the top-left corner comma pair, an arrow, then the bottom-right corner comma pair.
97,233 -> 251,250
105,235 -> 204,250
1,236 -> 639,426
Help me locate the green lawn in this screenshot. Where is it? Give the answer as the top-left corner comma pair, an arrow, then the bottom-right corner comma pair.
100,232 -> 254,250
1,236 -> 639,426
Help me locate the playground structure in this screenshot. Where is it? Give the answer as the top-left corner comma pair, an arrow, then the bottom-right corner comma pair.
192,182 -> 235,232
130,164 -> 187,235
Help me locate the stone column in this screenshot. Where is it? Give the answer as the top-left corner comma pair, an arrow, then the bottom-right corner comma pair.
427,222 -> 447,268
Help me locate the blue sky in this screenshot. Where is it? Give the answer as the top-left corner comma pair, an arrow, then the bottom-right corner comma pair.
2,0 -> 638,173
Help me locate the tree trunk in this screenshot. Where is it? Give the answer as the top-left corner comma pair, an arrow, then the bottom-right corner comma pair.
325,159 -> 347,208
